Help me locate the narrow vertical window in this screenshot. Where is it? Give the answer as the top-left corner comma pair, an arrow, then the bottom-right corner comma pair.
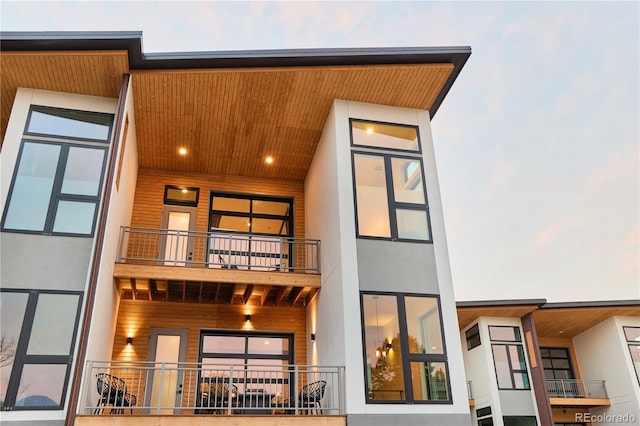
489,326 -> 530,390
350,119 -> 431,242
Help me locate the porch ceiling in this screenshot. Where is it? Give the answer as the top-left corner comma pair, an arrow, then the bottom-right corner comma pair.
1,33 -> 470,182
114,263 -> 320,308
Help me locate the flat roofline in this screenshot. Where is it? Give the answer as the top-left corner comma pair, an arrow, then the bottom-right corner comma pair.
0,31 -> 471,118
457,298 -> 640,310
539,300 -> 640,309
456,299 -> 548,308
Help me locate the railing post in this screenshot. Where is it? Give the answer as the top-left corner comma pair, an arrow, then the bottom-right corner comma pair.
117,226 -> 126,262
293,365 -> 299,415
156,362 -> 165,414
316,240 -> 321,274
227,364 -> 234,415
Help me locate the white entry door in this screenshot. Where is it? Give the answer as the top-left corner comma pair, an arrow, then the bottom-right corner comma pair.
145,328 -> 188,414
160,206 -> 196,265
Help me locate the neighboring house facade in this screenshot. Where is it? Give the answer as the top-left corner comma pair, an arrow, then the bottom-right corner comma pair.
458,300 -> 640,426
0,32 -> 472,426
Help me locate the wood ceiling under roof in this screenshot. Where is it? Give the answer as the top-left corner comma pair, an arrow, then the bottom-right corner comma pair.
1,45 -> 457,181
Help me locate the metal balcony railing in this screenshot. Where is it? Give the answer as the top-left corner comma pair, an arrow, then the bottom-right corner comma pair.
117,226 -> 321,273
82,361 -> 344,416
546,379 -> 608,399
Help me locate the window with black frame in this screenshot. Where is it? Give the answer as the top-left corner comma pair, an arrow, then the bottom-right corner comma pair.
197,331 -> 293,412
489,326 -> 530,390
1,106 -> 113,237
350,119 -> 431,243
0,289 -> 83,410
208,192 -> 293,271
361,292 -> 450,403
624,326 -> 640,385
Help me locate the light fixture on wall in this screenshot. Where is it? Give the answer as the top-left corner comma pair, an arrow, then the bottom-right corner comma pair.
310,333 -> 316,342
384,341 -> 392,351
245,314 -> 252,322
126,337 -> 133,345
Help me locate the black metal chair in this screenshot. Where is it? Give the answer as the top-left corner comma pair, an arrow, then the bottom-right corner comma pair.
94,373 -> 136,415
294,380 -> 326,415
198,378 -> 238,414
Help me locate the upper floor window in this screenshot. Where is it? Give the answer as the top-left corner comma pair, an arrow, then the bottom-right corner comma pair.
351,119 -> 421,152
209,192 -> 292,236
361,292 -> 450,403
1,106 -> 112,237
489,326 -> 530,390
350,119 -> 431,243
25,106 -> 112,142
466,323 -> 481,350
624,326 -> 640,385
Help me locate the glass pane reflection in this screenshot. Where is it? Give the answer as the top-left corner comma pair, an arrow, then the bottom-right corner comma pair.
16,364 -> 67,407
0,292 -> 29,403
61,147 -> 105,196
3,143 -> 60,231
27,107 -> 111,141
27,293 -> 80,355
411,361 -> 449,401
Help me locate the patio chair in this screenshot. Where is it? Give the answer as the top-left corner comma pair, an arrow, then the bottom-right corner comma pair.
293,380 -> 326,415
94,373 -> 136,415
199,380 -> 238,414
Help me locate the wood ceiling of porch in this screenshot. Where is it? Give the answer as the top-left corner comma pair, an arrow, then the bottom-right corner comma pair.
117,278 -> 318,308
1,50 -> 455,183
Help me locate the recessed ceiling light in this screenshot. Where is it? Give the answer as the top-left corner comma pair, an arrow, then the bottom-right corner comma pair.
178,147 -> 187,155
265,156 -> 274,164
559,330 -> 564,334
367,128 -> 374,134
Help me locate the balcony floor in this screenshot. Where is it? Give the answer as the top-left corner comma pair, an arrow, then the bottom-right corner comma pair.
549,397 -> 611,407
76,415 -> 346,426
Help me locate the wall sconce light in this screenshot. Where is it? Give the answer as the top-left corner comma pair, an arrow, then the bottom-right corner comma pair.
385,341 -> 392,350
126,337 -> 133,345
245,314 -> 252,322
310,333 -> 316,342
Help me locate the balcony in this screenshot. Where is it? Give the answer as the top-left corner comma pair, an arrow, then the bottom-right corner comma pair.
77,361 -> 345,426
113,227 -> 321,306
546,379 -> 610,407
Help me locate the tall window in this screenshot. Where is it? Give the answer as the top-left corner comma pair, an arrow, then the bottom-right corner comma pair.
361,292 -> 450,403
540,347 -> 575,379
1,106 -> 112,236
208,192 -> 293,270
624,327 -> 640,385
489,326 -> 530,390
0,289 -> 83,410
350,119 -> 431,242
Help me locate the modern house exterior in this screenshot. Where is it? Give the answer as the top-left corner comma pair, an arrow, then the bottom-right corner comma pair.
0,31 -> 472,426
458,299 -> 640,426
1,32 -> 638,426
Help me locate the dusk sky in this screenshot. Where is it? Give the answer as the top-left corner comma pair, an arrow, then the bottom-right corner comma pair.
2,1 -> 638,303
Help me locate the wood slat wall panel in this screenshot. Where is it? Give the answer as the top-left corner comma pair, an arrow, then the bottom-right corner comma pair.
131,168 -> 304,233
111,300 -> 307,410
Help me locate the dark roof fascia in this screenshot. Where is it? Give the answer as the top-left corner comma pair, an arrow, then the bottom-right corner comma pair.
456,299 -> 548,309
0,31 -> 144,58
539,300 -> 640,309
0,31 -> 471,118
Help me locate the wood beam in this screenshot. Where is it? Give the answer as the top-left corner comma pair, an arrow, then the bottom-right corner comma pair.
260,286 -> 272,306
305,287 -> 319,306
243,285 -> 254,305
289,287 -> 303,307
275,286 -> 289,306
130,279 -> 137,301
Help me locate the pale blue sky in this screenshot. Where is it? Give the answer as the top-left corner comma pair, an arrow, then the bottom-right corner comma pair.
2,1 -> 638,302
